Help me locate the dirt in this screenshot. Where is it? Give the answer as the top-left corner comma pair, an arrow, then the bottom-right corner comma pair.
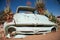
0,26 -> 60,40
5,29 -> 60,40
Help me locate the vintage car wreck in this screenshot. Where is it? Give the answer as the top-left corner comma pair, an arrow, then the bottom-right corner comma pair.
4,6 -> 58,38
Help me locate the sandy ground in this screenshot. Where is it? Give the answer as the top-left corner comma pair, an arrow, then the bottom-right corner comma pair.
0,26 -> 60,40
6,29 -> 60,40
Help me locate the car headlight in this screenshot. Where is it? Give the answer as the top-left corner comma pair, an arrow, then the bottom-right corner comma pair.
8,27 -> 16,33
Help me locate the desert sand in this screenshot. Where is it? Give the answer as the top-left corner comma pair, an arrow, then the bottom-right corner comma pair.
0,26 -> 60,40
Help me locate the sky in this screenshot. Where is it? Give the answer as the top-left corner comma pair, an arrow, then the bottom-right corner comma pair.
0,0 -> 60,16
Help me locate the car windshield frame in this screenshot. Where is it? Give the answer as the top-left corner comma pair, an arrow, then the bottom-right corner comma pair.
16,6 -> 35,13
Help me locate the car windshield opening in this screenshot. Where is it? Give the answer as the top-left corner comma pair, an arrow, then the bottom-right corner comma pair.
18,10 -> 33,14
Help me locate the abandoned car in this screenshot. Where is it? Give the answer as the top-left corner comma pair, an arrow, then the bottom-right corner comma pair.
4,6 -> 58,38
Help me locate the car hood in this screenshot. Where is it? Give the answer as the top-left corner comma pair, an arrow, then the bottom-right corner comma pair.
13,13 -> 56,25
